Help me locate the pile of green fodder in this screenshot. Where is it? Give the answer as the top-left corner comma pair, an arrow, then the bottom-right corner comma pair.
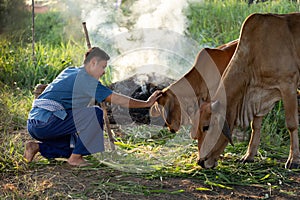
92,124 -> 299,193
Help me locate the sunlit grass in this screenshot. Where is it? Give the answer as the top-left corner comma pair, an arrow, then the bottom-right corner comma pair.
0,83 -> 32,174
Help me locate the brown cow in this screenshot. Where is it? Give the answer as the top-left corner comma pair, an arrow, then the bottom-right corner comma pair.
150,40 -> 238,138
196,13 -> 300,169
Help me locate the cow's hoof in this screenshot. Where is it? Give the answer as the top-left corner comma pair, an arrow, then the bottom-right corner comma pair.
285,162 -> 300,169
197,159 -> 217,169
197,159 -> 205,168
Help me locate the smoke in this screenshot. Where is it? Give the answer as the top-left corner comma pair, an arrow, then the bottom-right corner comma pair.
132,0 -> 188,32
56,0 -> 201,82
81,0 -> 190,38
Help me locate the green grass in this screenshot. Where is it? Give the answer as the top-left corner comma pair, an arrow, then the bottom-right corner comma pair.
185,0 -> 300,46
0,40 -> 85,90
1,0 -> 300,199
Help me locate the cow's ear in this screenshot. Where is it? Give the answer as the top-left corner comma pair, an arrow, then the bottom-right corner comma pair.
150,102 -> 162,117
222,119 -> 234,146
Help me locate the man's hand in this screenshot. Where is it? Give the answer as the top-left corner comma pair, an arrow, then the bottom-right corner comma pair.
146,90 -> 162,107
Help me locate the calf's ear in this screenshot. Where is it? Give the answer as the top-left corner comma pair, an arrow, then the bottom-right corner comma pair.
150,102 -> 162,117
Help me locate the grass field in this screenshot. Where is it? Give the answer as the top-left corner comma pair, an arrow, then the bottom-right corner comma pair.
1,0 -> 300,199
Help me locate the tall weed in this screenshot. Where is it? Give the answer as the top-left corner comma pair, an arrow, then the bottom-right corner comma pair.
0,39 -> 85,90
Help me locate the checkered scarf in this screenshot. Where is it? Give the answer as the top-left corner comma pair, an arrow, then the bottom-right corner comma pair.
33,99 -> 65,111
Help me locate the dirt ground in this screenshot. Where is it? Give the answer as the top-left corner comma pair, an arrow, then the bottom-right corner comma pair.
1,158 -> 300,200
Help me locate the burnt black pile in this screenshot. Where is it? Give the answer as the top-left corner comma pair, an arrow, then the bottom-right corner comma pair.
106,73 -> 174,125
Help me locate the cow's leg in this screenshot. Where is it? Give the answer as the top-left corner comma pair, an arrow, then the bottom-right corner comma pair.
240,116 -> 263,163
281,88 -> 300,169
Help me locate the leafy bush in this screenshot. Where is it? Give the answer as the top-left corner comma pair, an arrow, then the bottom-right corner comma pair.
0,0 -> 30,33
0,0 -> 31,44
34,12 -> 66,46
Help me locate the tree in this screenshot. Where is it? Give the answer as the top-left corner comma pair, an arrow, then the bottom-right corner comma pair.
0,0 -> 30,35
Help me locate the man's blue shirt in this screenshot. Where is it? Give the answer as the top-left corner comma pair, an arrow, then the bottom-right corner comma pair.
29,66 -> 113,122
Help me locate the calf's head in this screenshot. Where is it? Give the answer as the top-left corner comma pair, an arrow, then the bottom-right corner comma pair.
150,89 -> 181,133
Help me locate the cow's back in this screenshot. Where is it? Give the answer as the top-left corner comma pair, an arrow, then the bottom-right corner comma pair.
225,13 -> 300,86
240,13 -> 300,75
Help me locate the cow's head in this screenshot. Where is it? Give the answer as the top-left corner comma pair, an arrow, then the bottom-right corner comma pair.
195,101 -> 233,169
150,89 -> 181,133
